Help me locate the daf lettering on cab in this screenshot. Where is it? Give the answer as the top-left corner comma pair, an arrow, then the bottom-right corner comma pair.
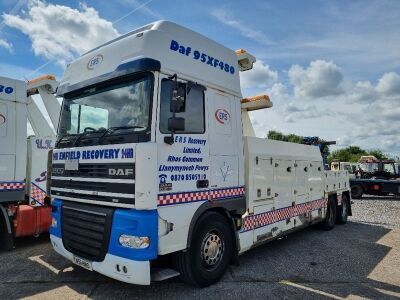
49,21 -> 351,287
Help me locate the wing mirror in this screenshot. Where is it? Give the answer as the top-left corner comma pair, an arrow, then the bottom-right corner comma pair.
168,117 -> 185,132
164,74 -> 186,145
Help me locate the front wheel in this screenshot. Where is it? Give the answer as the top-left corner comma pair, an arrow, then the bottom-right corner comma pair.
0,212 -> 14,251
319,198 -> 337,230
174,212 -> 234,287
336,194 -> 349,224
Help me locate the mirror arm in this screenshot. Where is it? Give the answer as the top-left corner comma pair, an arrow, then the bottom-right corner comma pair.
164,100 -> 176,145
164,74 -> 178,145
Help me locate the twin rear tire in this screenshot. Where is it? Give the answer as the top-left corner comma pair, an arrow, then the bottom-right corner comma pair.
174,212 -> 233,287
319,197 -> 337,230
320,194 -> 350,230
336,194 -> 349,225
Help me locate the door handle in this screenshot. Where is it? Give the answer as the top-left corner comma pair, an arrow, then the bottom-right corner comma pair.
197,180 -> 209,188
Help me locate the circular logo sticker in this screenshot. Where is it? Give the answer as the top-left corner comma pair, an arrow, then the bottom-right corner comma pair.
87,54 -> 103,70
215,109 -> 231,125
0,114 -> 6,125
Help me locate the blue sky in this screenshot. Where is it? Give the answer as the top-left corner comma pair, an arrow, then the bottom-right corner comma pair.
1,0 -> 400,156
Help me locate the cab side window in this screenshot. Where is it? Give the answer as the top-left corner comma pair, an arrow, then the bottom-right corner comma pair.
159,79 -> 205,134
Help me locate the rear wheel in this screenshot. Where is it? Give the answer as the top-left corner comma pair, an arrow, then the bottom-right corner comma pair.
319,198 -> 337,230
174,212 -> 233,287
351,185 -> 363,199
336,194 -> 349,224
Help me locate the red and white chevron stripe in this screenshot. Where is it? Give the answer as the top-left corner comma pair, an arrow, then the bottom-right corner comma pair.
30,183 -> 46,205
210,187 -> 245,200
158,190 -> 209,206
242,198 -> 327,232
0,181 -> 25,191
158,186 -> 245,206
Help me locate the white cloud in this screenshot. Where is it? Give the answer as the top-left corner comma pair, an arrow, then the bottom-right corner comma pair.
240,60 -> 278,89
347,80 -> 377,103
288,60 -> 344,98
211,9 -> 273,46
0,38 -> 13,52
244,59 -> 400,156
3,1 -> 119,65
376,72 -> 400,96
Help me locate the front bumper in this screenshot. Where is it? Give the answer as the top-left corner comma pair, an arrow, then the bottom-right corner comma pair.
50,235 -> 151,285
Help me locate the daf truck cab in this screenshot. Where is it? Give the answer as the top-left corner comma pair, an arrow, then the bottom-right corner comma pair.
49,21 -> 351,287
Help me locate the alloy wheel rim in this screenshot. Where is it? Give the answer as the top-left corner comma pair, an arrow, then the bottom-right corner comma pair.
201,231 -> 224,268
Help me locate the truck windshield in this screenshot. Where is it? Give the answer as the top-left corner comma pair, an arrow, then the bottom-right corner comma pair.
359,163 -> 379,173
58,74 -> 153,145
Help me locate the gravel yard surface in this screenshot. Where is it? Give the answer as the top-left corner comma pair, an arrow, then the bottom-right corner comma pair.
0,196 -> 399,300
351,197 -> 400,228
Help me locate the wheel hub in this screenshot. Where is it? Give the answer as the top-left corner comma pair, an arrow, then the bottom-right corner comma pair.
201,232 -> 224,267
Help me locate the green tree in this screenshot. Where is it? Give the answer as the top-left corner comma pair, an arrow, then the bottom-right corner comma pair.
267,131 -> 389,164
368,149 -> 388,160
267,131 -> 303,143
328,147 -> 388,163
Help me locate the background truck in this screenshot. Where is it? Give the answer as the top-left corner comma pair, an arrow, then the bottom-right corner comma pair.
0,75 -> 60,250
350,156 -> 400,198
49,21 -> 351,287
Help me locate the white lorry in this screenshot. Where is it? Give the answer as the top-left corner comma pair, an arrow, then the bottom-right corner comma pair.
0,75 -> 59,250
49,21 -> 351,287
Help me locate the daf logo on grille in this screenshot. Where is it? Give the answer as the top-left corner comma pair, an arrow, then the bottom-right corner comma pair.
108,168 -> 134,176
52,168 -> 64,175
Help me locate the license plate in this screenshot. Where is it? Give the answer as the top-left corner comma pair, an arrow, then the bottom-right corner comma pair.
65,159 -> 79,171
73,256 -> 93,271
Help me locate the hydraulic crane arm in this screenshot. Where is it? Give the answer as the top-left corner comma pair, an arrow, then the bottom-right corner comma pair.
26,75 -> 60,137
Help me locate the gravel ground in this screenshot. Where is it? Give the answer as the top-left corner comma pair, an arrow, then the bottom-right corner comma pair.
0,196 -> 399,300
351,197 -> 400,228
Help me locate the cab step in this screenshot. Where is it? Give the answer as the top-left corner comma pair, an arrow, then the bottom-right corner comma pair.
151,268 -> 180,281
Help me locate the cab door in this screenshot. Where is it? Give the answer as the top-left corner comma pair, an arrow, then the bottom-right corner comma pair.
156,75 -> 210,204
207,90 -> 240,192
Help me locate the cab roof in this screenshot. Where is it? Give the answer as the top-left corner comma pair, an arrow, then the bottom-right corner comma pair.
58,21 -> 242,97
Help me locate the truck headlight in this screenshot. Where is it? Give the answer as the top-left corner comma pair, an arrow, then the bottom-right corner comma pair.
119,234 -> 150,249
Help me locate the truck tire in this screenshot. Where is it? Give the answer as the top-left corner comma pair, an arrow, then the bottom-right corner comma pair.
351,185 -> 363,199
174,211 -> 233,287
0,207 -> 14,251
319,198 -> 336,230
336,194 -> 349,225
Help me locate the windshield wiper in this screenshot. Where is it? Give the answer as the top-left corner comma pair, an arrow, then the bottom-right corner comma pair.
73,127 -> 100,146
55,134 -> 69,147
98,126 -> 145,143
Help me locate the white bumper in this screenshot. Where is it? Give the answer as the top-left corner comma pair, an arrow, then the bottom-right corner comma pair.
50,235 -> 151,285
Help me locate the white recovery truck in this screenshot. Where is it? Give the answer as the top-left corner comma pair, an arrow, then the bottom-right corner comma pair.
49,21 -> 351,287
0,75 -> 59,250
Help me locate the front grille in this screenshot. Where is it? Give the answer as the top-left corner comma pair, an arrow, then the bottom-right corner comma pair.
62,202 -> 114,262
52,179 -> 135,194
54,190 -> 134,205
52,163 -> 135,179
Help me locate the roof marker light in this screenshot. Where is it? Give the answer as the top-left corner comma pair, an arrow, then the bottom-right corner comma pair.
241,94 -> 273,111
236,49 -> 256,72
27,74 -> 57,85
